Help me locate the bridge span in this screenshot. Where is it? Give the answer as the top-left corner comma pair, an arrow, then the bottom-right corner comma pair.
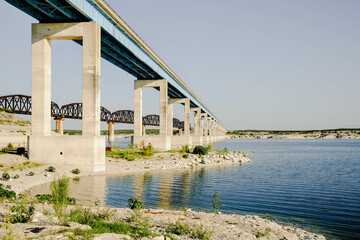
3,0 -> 226,172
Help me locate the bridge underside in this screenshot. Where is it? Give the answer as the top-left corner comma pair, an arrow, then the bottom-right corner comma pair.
5,0 -> 195,104
2,1 -> 227,172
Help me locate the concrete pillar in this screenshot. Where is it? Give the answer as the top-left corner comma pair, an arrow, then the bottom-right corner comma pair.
29,22 -> 105,172
167,102 -> 174,136
133,79 -> 170,150
142,125 -> 146,136
108,122 -> 115,144
82,22 -> 101,137
190,107 -> 202,146
55,118 -> 65,135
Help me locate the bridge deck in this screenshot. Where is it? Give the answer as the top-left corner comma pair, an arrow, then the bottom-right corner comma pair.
4,0 -> 223,127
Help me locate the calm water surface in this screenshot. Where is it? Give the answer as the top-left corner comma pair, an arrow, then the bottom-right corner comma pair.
31,139 -> 360,240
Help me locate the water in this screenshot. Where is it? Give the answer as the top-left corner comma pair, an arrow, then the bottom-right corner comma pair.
31,139 -> 360,240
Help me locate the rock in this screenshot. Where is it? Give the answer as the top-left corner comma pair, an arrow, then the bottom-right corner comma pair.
31,211 -> 48,223
93,233 -> 132,240
69,222 -> 92,230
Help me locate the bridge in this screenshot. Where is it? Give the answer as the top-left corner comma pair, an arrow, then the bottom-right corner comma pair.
0,95 -> 185,138
3,0 -> 227,172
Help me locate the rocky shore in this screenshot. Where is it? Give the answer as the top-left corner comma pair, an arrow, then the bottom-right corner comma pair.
0,151 -> 326,239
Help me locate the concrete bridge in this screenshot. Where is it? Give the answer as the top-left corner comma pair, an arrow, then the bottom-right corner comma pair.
3,0 -> 226,172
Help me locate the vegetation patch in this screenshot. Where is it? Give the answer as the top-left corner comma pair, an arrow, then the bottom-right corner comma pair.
106,144 -> 154,161
1,161 -> 43,171
193,146 -> 208,155
35,194 -> 76,205
46,166 -> 56,172
166,220 -> 213,240
71,168 -> 81,174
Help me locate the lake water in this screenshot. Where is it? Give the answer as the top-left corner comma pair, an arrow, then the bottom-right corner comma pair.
31,139 -> 360,240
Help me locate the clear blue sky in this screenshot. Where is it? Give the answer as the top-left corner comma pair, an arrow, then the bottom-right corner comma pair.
0,0 -> 359,130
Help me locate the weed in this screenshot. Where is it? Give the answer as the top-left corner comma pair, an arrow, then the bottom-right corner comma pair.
72,177 -> 80,182
51,175 -> 70,225
28,171 -> 35,176
0,185 -> 16,199
183,153 -> 189,159
71,168 -> 80,174
211,190 -> 221,215
46,166 -> 56,172
69,207 -> 154,238
13,174 -> 19,179
106,147 -> 153,160
200,159 -> 206,164
9,195 -> 34,223
181,145 -> 190,154
128,198 -> 143,210
5,185 -> 11,189
166,221 -> 213,240
7,143 -> 15,150
207,145 -> 212,152
2,172 -> 10,181
255,228 -> 270,238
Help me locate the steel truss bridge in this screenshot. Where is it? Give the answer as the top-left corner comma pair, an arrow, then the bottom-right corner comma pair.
0,95 -> 184,129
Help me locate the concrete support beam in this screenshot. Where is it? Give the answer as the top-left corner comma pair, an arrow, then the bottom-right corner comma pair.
55,118 -> 65,135
190,107 -> 202,146
133,79 -> 170,150
29,22 -> 105,172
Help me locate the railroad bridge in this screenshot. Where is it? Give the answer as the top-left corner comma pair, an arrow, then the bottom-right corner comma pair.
3,0 -> 226,172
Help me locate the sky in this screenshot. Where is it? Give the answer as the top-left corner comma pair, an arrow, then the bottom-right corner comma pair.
0,0 -> 359,130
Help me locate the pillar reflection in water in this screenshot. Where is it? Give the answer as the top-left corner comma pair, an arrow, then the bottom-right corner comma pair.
133,172 -> 153,202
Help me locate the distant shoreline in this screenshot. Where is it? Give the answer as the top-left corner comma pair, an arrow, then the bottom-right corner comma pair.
227,129 -> 360,139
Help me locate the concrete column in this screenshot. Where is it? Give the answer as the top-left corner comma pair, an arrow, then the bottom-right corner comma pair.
82,22 -> 101,137
31,25 -> 52,136
108,122 -> 115,144
142,125 -> 146,136
55,118 -> 65,135
134,81 -> 143,137
133,79 -> 170,150
167,101 -> 174,136
191,108 -> 201,136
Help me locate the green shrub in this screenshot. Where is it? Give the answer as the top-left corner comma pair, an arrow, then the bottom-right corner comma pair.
35,194 -> 76,205
28,171 -> 35,176
46,166 -> 56,172
2,172 -> 10,181
128,198 -> 143,210
13,174 -> 19,179
71,168 -> 80,174
193,146 -> 208,155
0,185 -> 16,199
182,154 -> 189,159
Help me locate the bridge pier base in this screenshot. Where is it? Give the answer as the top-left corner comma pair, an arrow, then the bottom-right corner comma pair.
29,22 -> 105,172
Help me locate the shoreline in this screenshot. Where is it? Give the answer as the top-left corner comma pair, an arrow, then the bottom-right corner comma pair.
1,150 -> 251,195
0,151 -> 328,239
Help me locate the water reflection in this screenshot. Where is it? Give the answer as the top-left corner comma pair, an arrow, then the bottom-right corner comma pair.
28,176 -> 107,206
